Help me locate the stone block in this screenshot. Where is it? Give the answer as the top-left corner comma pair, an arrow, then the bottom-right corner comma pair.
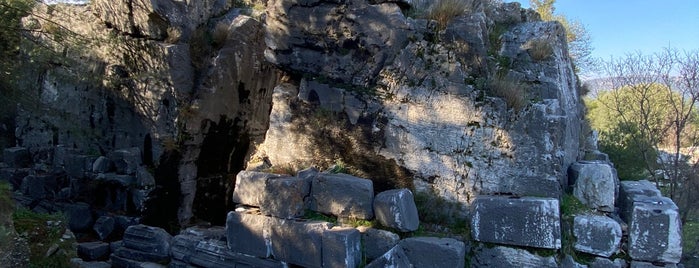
270,219 -> 332,267
92,156 -> 112,173
399,237 -> 466,268
93,216 -> 115,241
589,257 -> 627,268
3,147 -> 30,168
232,171 -> 288,207
470,195 -> 561,249
136,166 -> 155,188
226,210 -> 270,258
570,162 -> 617,212
113,247 -> 169,263
110,254 -> 167,268
109,147 -> 142,175
297,167 -> 319,180
77,241 -> 111,261
310,173 -> 374,219
65,154 -> 89,179
471,245 -> 558,268
373,188 -> 419,232
628,196 -> 682,264
630,261 -> 678,268
619,180 -> 662,221
114,216 -> 140,233
188,239 -> 238,267
53,145 -> 80,167
95,173 -> 135,187
20,175 -> 49,200
261,176 -> 310,219
171,234 -> 200,262
0,167 -> 29,189
573,214 -> 622,257
61,202 -> 94,232
365,245 -> 412,268
70,258 -> 112,268
180,226 -> 226,241
122,224 -> 172,261
322,227 -> 362,268
356,226 -> 400,261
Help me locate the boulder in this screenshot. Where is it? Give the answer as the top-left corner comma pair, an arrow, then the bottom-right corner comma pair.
226,210 -> 270,258
310,173 -> 374,219
399,237 -> 466,268
261,176 -> 310,219
109,147 -> 142,175
365,245 -> 412,268
470,195 -> 561,249
65,154 -> 89,179
91,156 -> 112,173
573,214 -> 622,257
61,202 -> 94,232
619,180 -> 662,222
77,241 -> 110,261
322,227 -> 362,268
356,226 -> 400,262
270,219 -> 332,267
171,234 -> 200,262
628,196 -> 682,264
20,175 -> 49,200
373,188 -> 419,232
470,245 -> 558,268
121,224 -> 172,262
569,162 -> 617,212
231,171 -> 289,207
3,147 -> 30,168
93,216 -> 115,241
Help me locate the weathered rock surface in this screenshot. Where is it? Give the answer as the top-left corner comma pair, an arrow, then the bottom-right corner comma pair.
399,237 -> 466,268
628,196 -> 682,264
310,173 -> 374,219
269,219 -> 332,267
356,226 -> 400,262
261,176 -> 310,219
4,147 -> 30,168
470,244 -> 558,268
589,257 -> 627,268
226,210 -> 270,258
365,245 -> 412,268
569,161 -> 617,212
471,195 -> 561,249
373,188 -> 419,232
322,227 -> 362,268
573,214 -> 621,257
77,242 -> 110,261
619,180 -> 662,221
93,216 -> 116,241
231,171 -> 289,207
117,224 -> 172,263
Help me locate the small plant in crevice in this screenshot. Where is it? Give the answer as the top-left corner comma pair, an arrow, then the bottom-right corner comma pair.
526,38 -> 554,61
409,0 -> 473,30
487,75 -> 528,112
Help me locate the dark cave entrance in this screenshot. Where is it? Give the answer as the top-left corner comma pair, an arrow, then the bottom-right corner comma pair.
194,115 -> 250,225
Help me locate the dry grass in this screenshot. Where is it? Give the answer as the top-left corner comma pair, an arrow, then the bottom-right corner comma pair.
489,75 -> 528,111
212,22 -> 230,47
412,0 -> 473,29
526,38 -> 554,61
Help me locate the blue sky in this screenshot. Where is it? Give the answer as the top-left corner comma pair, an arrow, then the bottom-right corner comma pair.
506,0 -> 699,60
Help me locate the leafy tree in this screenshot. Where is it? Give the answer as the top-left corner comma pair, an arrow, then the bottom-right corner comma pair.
530,0 -> 593,73
587,48 -> 699,223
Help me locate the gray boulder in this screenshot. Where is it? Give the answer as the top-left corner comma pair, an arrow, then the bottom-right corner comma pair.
373,188 -> 419,232
573,214 -> 622,257
569,162 -> 617,212
365,245 -> 412,268
61,202 -> 94,232
628,196 -> 682,264
65,154 -> 89,179
226,210 -> 271,258
232,171 -> 289,207
20,175 -> 49,200
92,156 -> 112,173
261,176 -> 310,219
77,241 -> 111,261
322,227 -> 362,268
270,218 -> 332,267
93,216 -> 115,241
356,226 -> 400,262
399,237 -> 466,268
470,195 -> 561,249
3,147 -> 30,168
470,245 -> 558,268
310,173 -> 374,219
619,180 -> 662,222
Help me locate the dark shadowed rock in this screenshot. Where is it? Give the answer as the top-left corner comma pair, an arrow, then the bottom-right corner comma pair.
270,218 -> 332,267
3,147 -> 30,168
589,257 -> 627,268
471,245 -> 557,268
226,210 -> 270,258
373,188 -> 419,232
470,195 -> 561,249
121,224 -> 172,262
322,227 -> 362,268
61,202 -> 93,232
356,226 -> 400,262
91,156 -> 112,173
310,173 -> 374,219
109,148 -> 142,175
619,180 -> 662,222
399,237 -> 466,268
365,244 -> 412,268
93,216 -> 115,241
77,241 -> 110,261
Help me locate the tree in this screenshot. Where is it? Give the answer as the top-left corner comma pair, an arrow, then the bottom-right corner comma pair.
530,0 -> 593,73
587,48 -> 699,223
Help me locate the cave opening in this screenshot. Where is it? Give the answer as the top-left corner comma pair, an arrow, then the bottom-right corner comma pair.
142,150 -> 182,234
194,115 -> 250,225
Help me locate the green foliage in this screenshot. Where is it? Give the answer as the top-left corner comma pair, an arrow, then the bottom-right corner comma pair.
683,220 -> 699,264
597,123 -> 656,180
560,194 -> 590,217
13,208 -> 75,267
304,210 -> 337,224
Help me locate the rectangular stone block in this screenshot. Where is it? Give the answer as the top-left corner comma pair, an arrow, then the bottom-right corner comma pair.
399,237 -> 466,268
628,196 -> 682,264
3,147 -> 30,168
471,195 -> 561,249
261,176 -> 310,219
365,245 -> 411,268
573,215 -> 622,257
188,240 -> 239,268
226,210 -> 270,258
471,245 -> 558,268
122,224 -> 172,259
619,180 -> 661,222
322,227 -> 361,268
232,171 -> 288,207
570,162 -> 617,212
270,218 -> 331,268
77,242 -> 111,261
373,188 -> 419,232
310,173 -> 374,219
109,147 -> 142,175
356,226 -> 400,262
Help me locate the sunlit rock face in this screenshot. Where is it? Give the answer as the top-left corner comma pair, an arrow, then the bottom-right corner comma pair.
254,0 -> 584,208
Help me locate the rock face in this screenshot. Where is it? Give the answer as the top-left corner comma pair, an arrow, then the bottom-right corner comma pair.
470,195 -> 561,249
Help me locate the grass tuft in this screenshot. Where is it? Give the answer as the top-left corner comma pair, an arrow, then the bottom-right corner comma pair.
526,38 -> 554,61
488,75 -> 528,111
410,0 -> 473,29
